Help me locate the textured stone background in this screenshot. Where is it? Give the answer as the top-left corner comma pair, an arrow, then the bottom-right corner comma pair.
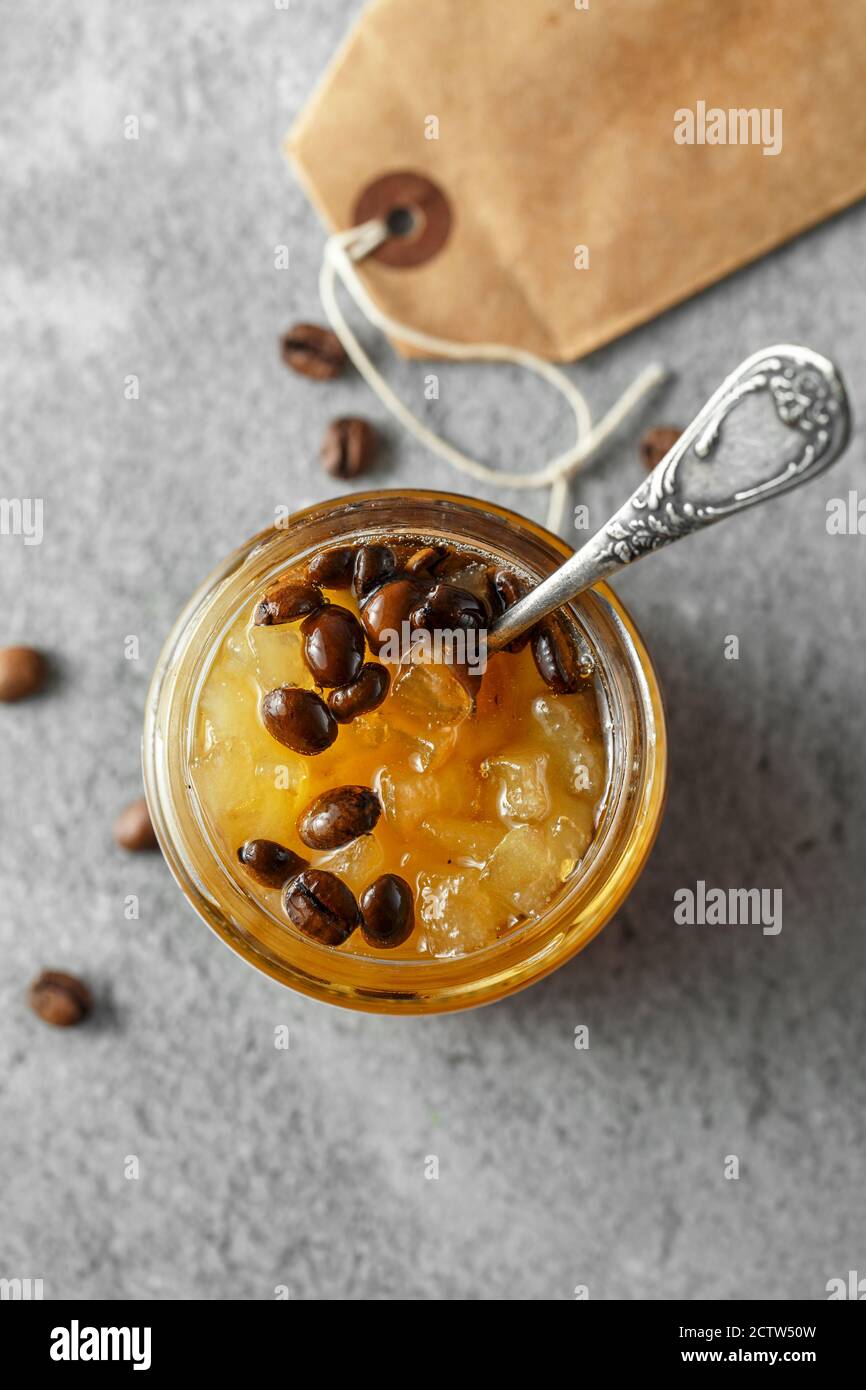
1,0 -> 864,1301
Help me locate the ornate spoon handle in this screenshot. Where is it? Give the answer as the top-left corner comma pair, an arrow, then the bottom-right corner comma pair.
488,345 -> 851,653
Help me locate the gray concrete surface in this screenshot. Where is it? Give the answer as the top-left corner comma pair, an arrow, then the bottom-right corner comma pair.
1,0 -> 865,1301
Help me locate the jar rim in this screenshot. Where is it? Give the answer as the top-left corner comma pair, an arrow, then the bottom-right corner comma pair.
143,489 -> 667,1014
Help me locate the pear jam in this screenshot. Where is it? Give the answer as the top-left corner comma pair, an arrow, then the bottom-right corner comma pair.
189,538 -> 608,958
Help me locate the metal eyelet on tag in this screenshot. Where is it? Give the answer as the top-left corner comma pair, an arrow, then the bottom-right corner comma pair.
352,171 -> 452,268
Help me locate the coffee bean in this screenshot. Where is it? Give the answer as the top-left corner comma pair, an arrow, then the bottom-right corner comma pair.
359,577 -> 428,652
433,555 -> 496,613
113,797 -> 158,851
492,568 -> 533,653
282,868 -> 360,946
261,686 -> 337,754
254,578 -> 325,626
237,839 -> 307,889
28,970 -> 92,1027
531,617 -> 595,694
300,605 -> 365,688
307,546 -> 357,589
352,543 -> 397,601
0,645 -> 46,702
360,874 -> 415,949
491,568 -> 526,612
411,582 -> 488,633
298,784 -> 381,850
639,425 -> 682,471
327,662 -> 390,723
404,544 -> 447,575
320,417 -> 378,480
280,323 -> 347,380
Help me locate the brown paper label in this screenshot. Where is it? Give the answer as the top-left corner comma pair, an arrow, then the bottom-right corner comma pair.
289,0 -> 866,361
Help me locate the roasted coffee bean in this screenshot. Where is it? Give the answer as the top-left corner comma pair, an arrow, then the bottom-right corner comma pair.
491,568 -> 526,612
261,686 -> 337,754
282,868 -> 360,946
320,417 -> 378,479
433,555 -> 496,613
306,546 -> 357,589
254,577 -> 325,626
492,568 -> 533,653
237,838 -> 307,889
300,605 -> 365,688
359,577 -> 429,652
360,874 -> 415,949
639,425 -> 682,471
113,797 -> 158,851
352,543 -> 398,601
0,645 -> 46,702
404,544 -> 447,575
531,617 -> 595,694
28,970 -> 92,1027
327,662 -> 390,723
297,784 -> 381,850
410,582 -> 488,633
280,322 -> 347,380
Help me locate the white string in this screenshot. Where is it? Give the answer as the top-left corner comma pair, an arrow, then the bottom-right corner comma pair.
319,219 -> 668,533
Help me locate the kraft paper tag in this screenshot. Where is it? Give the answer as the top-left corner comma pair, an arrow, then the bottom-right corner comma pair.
288,0 -> 866,362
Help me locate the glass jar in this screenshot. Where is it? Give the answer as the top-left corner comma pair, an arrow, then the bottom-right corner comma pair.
143,490 -> 667,1014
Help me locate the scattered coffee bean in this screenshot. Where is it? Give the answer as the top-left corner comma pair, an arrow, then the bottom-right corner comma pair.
359,577 -> 428,652
492,569 -> 533,653
352,543 -> 398,601
532,617 -> 594,694
320,417 -> 378,480
237,838 -> 308,889
28,970 -> 92,1027
298,784 -> 381,850
360,874 -> 415,949
300,605 -> 365,688
0,645 -> 46,702
254,578 -> 325,626
327,662 -> 390,723
113,797 -> 158,851
307,546 -> 357,589
280,323 -> 347,381
404,544 -> 447,575
261,686 -> 337,754
282,868 -> 360,946
639,425 -> 682,471
411,582 -> 488,633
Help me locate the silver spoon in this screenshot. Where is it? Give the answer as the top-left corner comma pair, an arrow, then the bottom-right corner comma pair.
487,345 -> 851,654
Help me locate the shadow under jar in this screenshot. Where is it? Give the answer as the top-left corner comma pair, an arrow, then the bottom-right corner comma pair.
143,490 -> 667,1015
